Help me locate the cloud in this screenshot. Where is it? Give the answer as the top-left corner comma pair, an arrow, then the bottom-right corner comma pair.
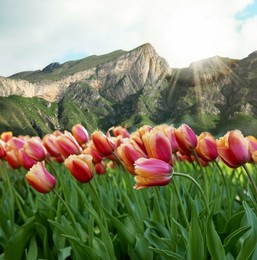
0,0 -> 257,76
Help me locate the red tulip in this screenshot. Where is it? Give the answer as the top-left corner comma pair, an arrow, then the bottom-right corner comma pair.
91,130 -> 115,156
25,161 -> 56,193
18,148 -> 37,170
174,124 -> 198,155
24,137 -> 47,161
134,158 -> 173,189
1,131 -> 13,142
71,124 -> 89,146
246,135 -> 257,163
217,130 -> 250,168
42,133 -> 61,157
56,131 -> 82,158
0,140 -> 6,158
64,154 -> 93,183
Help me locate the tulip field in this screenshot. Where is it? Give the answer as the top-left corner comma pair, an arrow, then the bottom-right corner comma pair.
0,123 -> 257,259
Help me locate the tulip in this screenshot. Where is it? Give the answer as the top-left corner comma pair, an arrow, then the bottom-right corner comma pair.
174,124 -> 198,154
216,130 -> 250,168
83,143 -> 103,164
42,133 -> 61,157
111,126 -> 130,138
142,130 -> 172,164
0,140 -> 6,158
117,141 -> 147,174
4,137 -> 25,169
18,148 -> 37,170
130,125 -> 152,153
23,137 -> 48,161
195,132 -> 218,162
56,131 -> 82,158
25,161 -> 56,193
152,124 -> 178,153
94,161 -> 106,175
91,130 -> 115,156
134,158 -> 173,189
71,124 -> 89,146
64,154 -> 93,183
246,135 -> 257,163
1,131 -> 13,142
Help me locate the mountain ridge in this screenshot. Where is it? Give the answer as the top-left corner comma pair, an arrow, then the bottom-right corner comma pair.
0,43 -> 257,136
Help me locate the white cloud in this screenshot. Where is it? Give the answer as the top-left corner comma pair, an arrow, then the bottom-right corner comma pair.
0,0 -> 257,76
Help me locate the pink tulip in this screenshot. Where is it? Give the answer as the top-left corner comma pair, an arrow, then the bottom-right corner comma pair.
174,124 -> 198,155
134,158 -> 173,189
71,124 -> 89,146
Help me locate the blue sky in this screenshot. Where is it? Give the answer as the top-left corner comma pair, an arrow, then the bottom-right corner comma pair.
1,0 -> 257,77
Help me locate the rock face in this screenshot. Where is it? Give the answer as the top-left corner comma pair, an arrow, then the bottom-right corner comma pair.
0,43 -> 257,136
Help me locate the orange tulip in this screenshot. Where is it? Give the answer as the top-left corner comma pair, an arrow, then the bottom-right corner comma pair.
25,161 -> 56,193
91,130 -> 115,156
195,132 -> 218,162
24,137 -> 47,161
217,130 -> 250,168
56,131 -> 82,158
134,158 -> 173,189
117,140 -> 147,174
174,124 -> 197,154
64,154 -> 93,183
71,124 -> 89,146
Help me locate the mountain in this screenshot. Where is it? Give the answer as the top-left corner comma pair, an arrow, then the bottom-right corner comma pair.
0,43 -> 257,136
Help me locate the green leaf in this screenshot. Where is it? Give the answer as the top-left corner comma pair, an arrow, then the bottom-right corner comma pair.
134,234 -> 153,260
144,229 -> 177,252
206,217 -> 226,260
144,219 -> 170,238
237,201 -> 257,260
26,235 -> 38,260
58,246 -> 72,260
223,226 -> 251,253
189,203 -> 204,260
104,208 -> 136,247
4,217 -> 35,260
149,247 -> 184,260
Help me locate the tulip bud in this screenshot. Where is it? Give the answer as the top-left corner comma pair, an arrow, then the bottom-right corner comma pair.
64,154 -> 93,183
174,124 -> 197,154
134,158 -> 173,189
91,130 -> 115,156
25,161 -> 56,193
72,124 -> 89,146
217,130 -> 250,168
24,137 -> 48,161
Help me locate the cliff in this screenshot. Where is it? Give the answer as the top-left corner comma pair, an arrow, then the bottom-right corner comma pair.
0,43 -> 257,136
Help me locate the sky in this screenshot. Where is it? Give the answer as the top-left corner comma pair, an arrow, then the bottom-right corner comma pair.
1,0 -> 257,77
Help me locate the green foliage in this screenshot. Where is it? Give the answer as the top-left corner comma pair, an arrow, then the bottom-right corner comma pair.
1,159 -> 257,259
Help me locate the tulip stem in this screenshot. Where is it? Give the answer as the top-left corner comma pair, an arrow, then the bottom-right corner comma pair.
173,172 -> 210,216
214,160 -> 231,216
52,189 -> 83,241
192,149 -> 209,201
242,164 -> 257,198
172,180 -> 190,227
